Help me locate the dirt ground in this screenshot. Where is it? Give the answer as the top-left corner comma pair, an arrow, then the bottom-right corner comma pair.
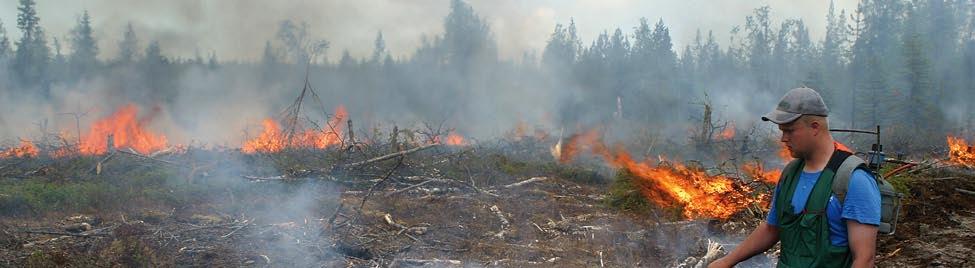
0,176 -> 722,267
874,168 -> 975,267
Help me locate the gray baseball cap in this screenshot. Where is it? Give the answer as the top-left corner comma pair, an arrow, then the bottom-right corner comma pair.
761,87 -> 829,124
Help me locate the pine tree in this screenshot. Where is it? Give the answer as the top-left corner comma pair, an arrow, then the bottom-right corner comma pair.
259,40 -> 280,85
542,22 -> 579,75
902,3 -> 940,131
441,0 -> 496,74
143,41 -> 175,103
207,52 -> 218,69
13,0 -> 50,91
117,23 -> 138,63
649,19 -> 677,100
372,31 -> 386,63
820,1 -> 848,111
69,10 -> 99,79
50,37 -> 66,81
745,6 -> 774,92
0,20 -> 10,60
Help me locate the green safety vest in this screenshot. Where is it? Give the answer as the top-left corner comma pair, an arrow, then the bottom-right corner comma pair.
775,150 -> 854,267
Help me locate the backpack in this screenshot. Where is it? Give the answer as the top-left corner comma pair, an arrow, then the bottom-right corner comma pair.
782,153 -> 903,235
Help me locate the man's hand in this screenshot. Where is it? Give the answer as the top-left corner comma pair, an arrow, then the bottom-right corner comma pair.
707,257 -> 733,268
847,220 -> 878,268
709,222 -> 779,267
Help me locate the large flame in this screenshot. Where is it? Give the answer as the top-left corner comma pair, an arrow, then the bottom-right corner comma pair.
0,140 -> 39,158
947,136 -> 975,167
79,104 -> 168,155
558,130 -> 764,219
242,106 -> 348,153
554,130 -> 859,219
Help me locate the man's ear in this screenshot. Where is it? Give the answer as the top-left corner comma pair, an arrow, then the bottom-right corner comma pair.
810,120 -> 821,135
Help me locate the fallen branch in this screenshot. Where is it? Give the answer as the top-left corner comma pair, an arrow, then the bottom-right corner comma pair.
503,177 -> 548,188
116,149 -> 185,167
241,174 -> 290,181
18,222 -> 107,248
21,229 -> 108,237
221,220 -> 253,238
385,179 -> 437,197
956,188 -> 975,197
390,258 -> 462,267
385,178 -> 489,197
342,143 -> 439,168
914,177 -> 960,182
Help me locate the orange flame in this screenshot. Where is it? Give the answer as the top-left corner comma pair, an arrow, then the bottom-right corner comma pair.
716,122 -> 735,140
777,142 -> 792,161
0,140 -> 39,158
947,136 -> 975,167
241,106 -> 347,153
560,130 -> 763,219
755,140 -> 853,184
79,104 -> 168,155
445,133 -> 466,146
742,162 -> 780,184
834,141 -> 852,153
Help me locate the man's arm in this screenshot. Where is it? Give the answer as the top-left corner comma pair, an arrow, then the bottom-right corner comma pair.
708,222 -> 779,268
847,221 -> 877,268
843,169 -> 881,268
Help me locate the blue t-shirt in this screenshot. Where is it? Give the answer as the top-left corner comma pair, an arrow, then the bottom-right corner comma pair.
766,168 -> 881,246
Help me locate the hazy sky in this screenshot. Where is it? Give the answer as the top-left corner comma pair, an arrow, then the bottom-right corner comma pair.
0,0 -> 859,62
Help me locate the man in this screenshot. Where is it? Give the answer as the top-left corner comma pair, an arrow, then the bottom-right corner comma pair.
709,87 -> 882,268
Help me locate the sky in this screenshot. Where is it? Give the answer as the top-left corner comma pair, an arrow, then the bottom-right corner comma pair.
0,0 -> 859,62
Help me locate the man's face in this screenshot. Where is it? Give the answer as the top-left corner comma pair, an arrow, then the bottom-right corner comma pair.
778,118 -> 816,159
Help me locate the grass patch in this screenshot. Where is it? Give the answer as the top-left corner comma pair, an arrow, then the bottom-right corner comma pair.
479,153 -> 606,185
605,170 -> 651,212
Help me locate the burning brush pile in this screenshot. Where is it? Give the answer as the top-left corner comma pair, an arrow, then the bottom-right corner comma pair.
552,129 -> 781,220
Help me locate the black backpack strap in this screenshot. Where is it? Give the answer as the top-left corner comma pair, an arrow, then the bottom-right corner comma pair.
824,149 -> 851,175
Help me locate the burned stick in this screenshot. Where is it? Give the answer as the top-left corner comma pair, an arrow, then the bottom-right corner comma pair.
346,119 -> 356,152
326,203 -> 345,229
383,213 -> 420,241
348,156 -> 405,226
89,151 -> 117,175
